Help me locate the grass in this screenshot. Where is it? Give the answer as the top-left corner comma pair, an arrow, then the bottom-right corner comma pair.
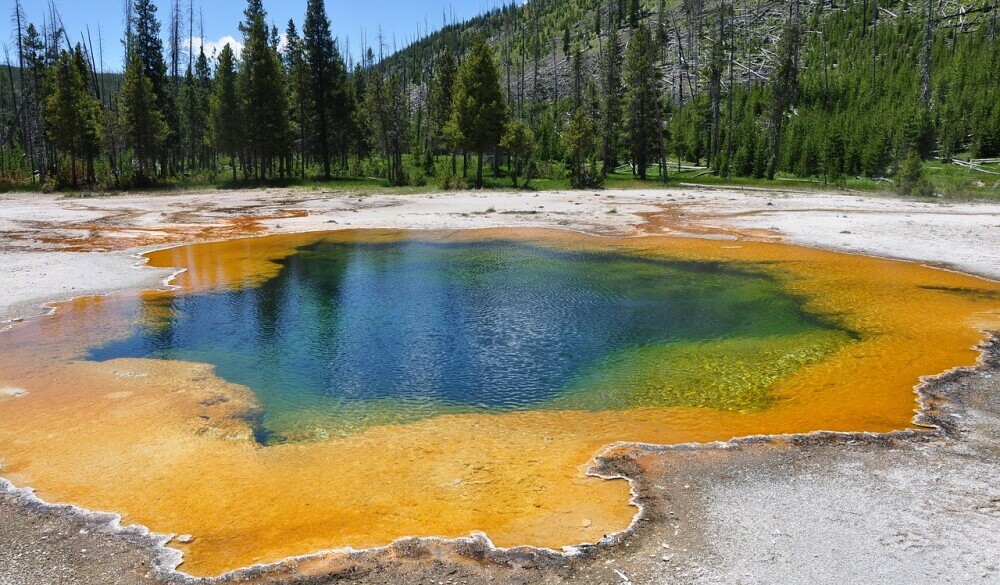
4,154 -> 998,201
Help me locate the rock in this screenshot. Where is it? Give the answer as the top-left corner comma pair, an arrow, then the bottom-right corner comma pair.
176,534 -> 194,544
581,518 -> 592,528
0,387 -> 28,399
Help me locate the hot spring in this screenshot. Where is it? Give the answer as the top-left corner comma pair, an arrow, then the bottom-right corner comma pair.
1,228 -> 997,576
87,238 -> 853,442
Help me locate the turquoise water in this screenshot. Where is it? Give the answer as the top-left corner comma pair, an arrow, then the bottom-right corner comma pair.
88,239 -> 852,442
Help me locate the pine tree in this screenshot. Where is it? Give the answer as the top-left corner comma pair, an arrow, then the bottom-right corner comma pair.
193,47 -> 212,167
706,6 -> 726,169
18,20 -> 48,183
599,24 -> 624,175
240,0 -> 290,180
500,119 -> 534,188
564,106 -> 597,187
180,63 -> 202,171
329,43 -> 353,172
350,63 -> 371,172
765,1 -> 802,179
177,44 -> 212,172
572,46 -> 584,110
72,47 -> 103,184
897,152 -> 933,197
121,50 -> 167,183
211,44 -> 242,182
131,0 -> 176,177
623,25 -> 662,179
450,35 -> 508,188
365,70 -> 409,185
628,0 -> 641,28
303,0 -> 339,179
45,47 -> 102,187
284,20 -> 310,179
429,49 -> 458,170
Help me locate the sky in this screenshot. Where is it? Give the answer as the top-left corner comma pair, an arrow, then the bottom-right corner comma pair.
2,0 -> 510,71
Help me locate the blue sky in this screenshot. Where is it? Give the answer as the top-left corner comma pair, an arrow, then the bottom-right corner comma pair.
3,0 -> 507,71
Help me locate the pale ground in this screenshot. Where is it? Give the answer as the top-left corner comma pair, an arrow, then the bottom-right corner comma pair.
0,186 -> 998,584
2,187 -> 998,322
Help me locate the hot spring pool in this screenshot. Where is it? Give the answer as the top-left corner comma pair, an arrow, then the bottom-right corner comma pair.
87,238 -> 853,443
1,228 -> 997,576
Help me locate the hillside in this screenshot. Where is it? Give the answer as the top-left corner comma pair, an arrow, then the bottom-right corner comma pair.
1,0 -> 998,194
388,0 -> 1000,184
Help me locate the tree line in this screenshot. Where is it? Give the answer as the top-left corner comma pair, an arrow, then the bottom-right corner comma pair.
1,0 -> 998,191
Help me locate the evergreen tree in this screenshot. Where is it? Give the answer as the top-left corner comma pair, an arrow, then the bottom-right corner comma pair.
329,44 -> 353,172
121,50 -> 167,183
450,35 -> 508,188
706,6 -> 726,168
5,0 -> 1000,194
303,0 -> 340,179
240,0 -> 290,180
628,0 -> 641,28
194,48 -> 212,166
429,49 -> 458,171
72,47 -> 103,185
20,23 -> 49,182
623,25 -> 662,179
599,24 -> 624,175
765,1 -> 802,179
350,63 -> 372,172
572,46 -> 584,110
500,119 -> 535,188
365,70 -> 409,185
563,106 -> 597,187
130,0 -> 176,177
180,49 -> 209,172
897,152 -> 934,197
211,44 -> 242,182
284,20 -> 310,180
45,47 -> 102,187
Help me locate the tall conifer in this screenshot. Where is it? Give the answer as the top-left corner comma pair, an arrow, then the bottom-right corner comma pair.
303,0 -> 339,179
211,44 -> 242,182
623,26 -> 662,179
121,50 -> 167,183
450,35 -> 507,188
239,0 -> 289,179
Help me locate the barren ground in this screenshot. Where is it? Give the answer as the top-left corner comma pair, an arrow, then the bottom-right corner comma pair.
1,186 -> 998,584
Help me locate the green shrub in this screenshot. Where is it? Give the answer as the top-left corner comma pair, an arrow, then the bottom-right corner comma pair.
441,174 -> 469,190
897,153 -> 934,197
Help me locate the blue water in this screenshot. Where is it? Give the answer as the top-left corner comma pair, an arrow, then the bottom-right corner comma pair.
87,239 -> 846,442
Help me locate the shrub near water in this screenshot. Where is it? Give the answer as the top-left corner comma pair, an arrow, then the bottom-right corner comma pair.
897,153 -> 935,197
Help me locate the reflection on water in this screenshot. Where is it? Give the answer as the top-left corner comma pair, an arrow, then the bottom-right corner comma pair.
1,229 -> 997,577
88,240 -> 851,441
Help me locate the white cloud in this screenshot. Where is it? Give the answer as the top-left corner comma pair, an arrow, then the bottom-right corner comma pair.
185,34 -> 292,62
187,35 -> 243,61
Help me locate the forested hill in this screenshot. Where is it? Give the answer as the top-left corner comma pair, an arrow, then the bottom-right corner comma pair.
388,0 -> 1000,181
1,0 -> 998,194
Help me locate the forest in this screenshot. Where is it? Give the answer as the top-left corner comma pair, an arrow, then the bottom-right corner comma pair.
0,0 -> 998,196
